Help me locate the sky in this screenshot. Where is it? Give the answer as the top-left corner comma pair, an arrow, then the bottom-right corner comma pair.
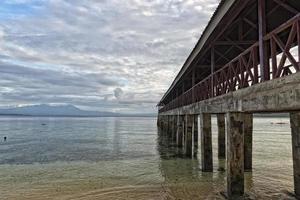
0,0 -> 219,114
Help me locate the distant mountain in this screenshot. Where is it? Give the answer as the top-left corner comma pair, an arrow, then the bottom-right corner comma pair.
0,104 -> 120,117
0,104 -> 157,117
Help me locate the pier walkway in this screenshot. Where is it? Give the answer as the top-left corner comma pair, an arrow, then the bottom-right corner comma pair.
157,0 -> 300,199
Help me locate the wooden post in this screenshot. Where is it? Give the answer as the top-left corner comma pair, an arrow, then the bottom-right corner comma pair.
182,82 -> 185,106
227,112 -> 245,198
192,68 -> 196,103
185,115 -> 194,157
290,112 -> 300,198
194,114 -> 199,156
211,46 -> 215,97
244,113 -> 253,171
258,0 -> 270,81
217,114 -> 226,159
200,113 -> 213,171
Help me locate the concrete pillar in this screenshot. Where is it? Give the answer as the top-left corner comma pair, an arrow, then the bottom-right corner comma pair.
165,116 -> 169,135
168,115 -> 173,139
161,116 -> 165,132
244,113 -> 253,172
226,112 -> 244,198
167,115 -> 171,138
200,113 -> 213,172
160,115 -> 165,133
173,115 -> 178,143
182,116 -> 186,149
193,115 -> 199,156
217,114 -> 226,159
170,115 -> 173,140
161,116 -> 164,132
184,115 -> 194,157
290,112 -> 300,198
177,115 -> 184,147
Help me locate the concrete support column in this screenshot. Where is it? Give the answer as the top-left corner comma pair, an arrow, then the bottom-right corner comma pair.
165,116 -> 168,134
170,115 -> 173,140
244,113 -> 253,172
290,112 -> 300,198
177,115 -> 184,147
163,116 -> 167,133
193,115 -> 199,156
226,112 -> 244,198
168,115 -> 173,139
182,116 -> 186,149
167,115 -> 171,138
184,115 -> 194,157
173,115 -> 178,143
161,116 -> 165,132
217,114 -> 226,159
200,113 -> 213,172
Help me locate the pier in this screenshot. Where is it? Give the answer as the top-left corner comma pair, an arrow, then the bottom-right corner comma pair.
157,0 -> 300,199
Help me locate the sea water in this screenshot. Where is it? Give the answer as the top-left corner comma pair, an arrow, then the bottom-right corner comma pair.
0,116 -> 295,199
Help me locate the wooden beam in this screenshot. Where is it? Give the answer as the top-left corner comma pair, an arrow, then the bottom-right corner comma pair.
272,32 -> 299,71
215,49 -> 232,62
243,18 -> 257,30
258,0 -> 270,81
192,68 -> 195,102
214,40 -> 256,45
225,37 -> 248,51
192,0 -> 252,76
214,37 -> 246,64
219,2 -> 257,42
211,47 -> 215,97
239,19 -> 243,40
272,0 -> 299,15
267,0 -> 285,17
195,65 -> 217,68
242,17 -> 259,39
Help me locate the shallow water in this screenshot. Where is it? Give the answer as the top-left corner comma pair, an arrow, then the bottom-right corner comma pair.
0,116 -> 296,199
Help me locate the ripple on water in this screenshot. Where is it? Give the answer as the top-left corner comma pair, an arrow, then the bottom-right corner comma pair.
0,116 -> 297,199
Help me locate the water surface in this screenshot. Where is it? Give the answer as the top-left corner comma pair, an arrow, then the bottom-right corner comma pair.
0,116 -> 295,199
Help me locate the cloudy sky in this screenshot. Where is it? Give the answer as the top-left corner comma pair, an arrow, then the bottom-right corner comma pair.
0,0 -> 219,114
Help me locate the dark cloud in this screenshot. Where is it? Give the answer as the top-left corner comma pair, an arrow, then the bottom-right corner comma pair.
114,88 -> 123,100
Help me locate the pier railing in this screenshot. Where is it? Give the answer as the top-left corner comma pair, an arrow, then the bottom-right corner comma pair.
159,14 -> 300,113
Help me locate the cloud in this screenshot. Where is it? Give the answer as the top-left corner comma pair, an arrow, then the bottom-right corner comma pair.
0,0 -> 219,113
114,88 -> 124,100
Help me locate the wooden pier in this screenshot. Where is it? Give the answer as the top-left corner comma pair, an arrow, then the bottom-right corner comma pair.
157,0 -> 300,199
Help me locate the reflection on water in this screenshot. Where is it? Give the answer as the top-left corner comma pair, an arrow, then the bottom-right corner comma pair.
157,132 -> 221,199
0,116 -> 297,199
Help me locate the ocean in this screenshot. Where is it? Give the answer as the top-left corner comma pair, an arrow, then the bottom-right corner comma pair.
0,116 -> 296,199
